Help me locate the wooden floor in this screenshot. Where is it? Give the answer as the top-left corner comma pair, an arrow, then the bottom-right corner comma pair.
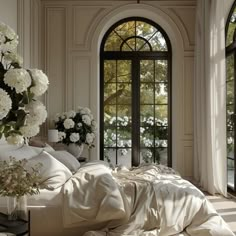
206,194 -> 236,235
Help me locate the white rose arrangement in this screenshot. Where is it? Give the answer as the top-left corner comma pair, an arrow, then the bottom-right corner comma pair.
0,22 -> 49,145
54,106 -> 97,148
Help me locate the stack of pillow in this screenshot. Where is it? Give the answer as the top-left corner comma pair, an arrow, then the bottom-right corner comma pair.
0,140 -> 81,191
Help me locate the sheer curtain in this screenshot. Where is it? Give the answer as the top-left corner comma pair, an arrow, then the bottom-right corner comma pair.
194,0 -> 228,196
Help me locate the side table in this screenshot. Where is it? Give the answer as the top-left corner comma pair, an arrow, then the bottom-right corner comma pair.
0,211 -> 30,236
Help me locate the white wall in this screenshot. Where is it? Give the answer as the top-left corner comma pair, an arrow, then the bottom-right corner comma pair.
0,0 -> 17,32
225,0 -> 234,16
32,0 -> 196,178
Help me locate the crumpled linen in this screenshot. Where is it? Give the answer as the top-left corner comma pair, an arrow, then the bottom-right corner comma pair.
62,162 -> 234,236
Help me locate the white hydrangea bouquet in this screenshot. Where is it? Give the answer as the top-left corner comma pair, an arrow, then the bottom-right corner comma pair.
0,22 -> 48,145
54,107 -> 97,148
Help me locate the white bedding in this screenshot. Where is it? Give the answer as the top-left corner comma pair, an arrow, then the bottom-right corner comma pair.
63,162 -> 234,236
27,188 -> 62,207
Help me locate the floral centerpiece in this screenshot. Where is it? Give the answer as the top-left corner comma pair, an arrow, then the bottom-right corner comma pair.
0,22 -> 48,145
0,157 -> 43,219
54,107 -> 97,154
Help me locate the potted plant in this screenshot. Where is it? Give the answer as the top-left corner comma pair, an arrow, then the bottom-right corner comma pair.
54,107 -> 97,158
0,157 -> 43,220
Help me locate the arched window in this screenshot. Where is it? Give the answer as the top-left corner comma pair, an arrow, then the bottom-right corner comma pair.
100,17 -> 172,167
226,1 -> 236,191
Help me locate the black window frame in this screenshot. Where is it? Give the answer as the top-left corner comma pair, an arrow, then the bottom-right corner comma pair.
100,17 -> 172,167
226,0 -> 236,192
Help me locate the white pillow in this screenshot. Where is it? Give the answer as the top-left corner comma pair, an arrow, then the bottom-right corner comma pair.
48,150 -> 80,173
0,144 -> 38,161
30,143 -> 55,154
27,151 -> 72,190
80,160 -> 112,173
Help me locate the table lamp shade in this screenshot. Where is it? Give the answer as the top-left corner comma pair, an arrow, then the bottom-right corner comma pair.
48,129 -> 58,142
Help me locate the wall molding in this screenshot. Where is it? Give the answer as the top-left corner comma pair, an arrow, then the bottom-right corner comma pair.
17,0 -> 25,60
71,6 -> 108,50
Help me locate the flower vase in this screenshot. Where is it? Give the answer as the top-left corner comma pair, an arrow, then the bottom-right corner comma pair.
67,143 -> 84,158
7,195 -> 28,220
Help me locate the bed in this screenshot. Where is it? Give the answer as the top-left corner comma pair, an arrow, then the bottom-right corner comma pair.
0,143 -> 234,236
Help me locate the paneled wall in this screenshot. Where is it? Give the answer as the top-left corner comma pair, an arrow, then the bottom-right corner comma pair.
32,0 -> 196,179
0,0 -> 17,32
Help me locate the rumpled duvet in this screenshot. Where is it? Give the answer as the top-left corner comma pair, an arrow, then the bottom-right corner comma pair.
62,161 -> 234,236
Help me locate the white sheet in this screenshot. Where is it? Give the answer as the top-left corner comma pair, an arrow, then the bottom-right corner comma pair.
27,188 -> 62,206
62,162 -> 234,236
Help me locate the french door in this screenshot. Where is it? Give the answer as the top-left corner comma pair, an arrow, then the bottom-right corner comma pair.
100,56 -> 171,167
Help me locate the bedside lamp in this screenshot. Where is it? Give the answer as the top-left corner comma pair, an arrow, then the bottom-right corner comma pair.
48,129 -> 58,143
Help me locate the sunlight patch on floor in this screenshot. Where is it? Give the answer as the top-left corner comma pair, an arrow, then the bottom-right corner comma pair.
206,194 -> 236,234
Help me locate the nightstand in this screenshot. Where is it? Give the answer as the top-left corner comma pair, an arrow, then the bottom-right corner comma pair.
0,212 -> 30,236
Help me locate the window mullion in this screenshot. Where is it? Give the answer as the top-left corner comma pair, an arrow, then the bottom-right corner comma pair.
132,58 -> 140,166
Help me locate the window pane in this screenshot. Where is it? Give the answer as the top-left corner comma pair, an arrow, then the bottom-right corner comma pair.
227,106 -> 234,131
227,131 -> 234,157
117,60 -> 131,82
140,148 -> 154,163
150,31 -> 167,51
136,38 -> 151,51
136,21 -> 157,41
104,60 -> 116,82
117,148 -> 132,168
140,126 -> 154,147
117,126 -> 132,147
117,83 -> 131,104
116,116 -> 131,126
140,60 -> 154,82
104,105 -> 116,124
104,127 -> 116,147
104,148 -> 116,165
155,83 -> 168,104
156,139 -> 168,148
104,32 -> 123,51
140,83 -> 154,104
228,158 -> 234,188
139,43 -> 152,51
140,105 -> 154,125
155,105 -> 168,122
122,38 -> 135,51
226,54 -> 234,82
104,83 -> 116,105
140,147 -> 167,164
155,126 -> 168,140
155,60 -> 168,82
116,21 -> 135,39
227,80 -> 234,105
156,147 -> 168,165
117,105 -> 132,122
121,43 -> 132,51
226,8 -> 236,47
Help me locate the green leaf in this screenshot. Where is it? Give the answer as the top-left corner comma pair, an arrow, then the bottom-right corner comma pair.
22,91 -> 30,104
3,126 -> 12,134
15,110 -> 26,129
0,125 -> 4,133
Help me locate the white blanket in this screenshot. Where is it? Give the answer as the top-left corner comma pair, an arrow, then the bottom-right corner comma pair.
62,162 -> 234,236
